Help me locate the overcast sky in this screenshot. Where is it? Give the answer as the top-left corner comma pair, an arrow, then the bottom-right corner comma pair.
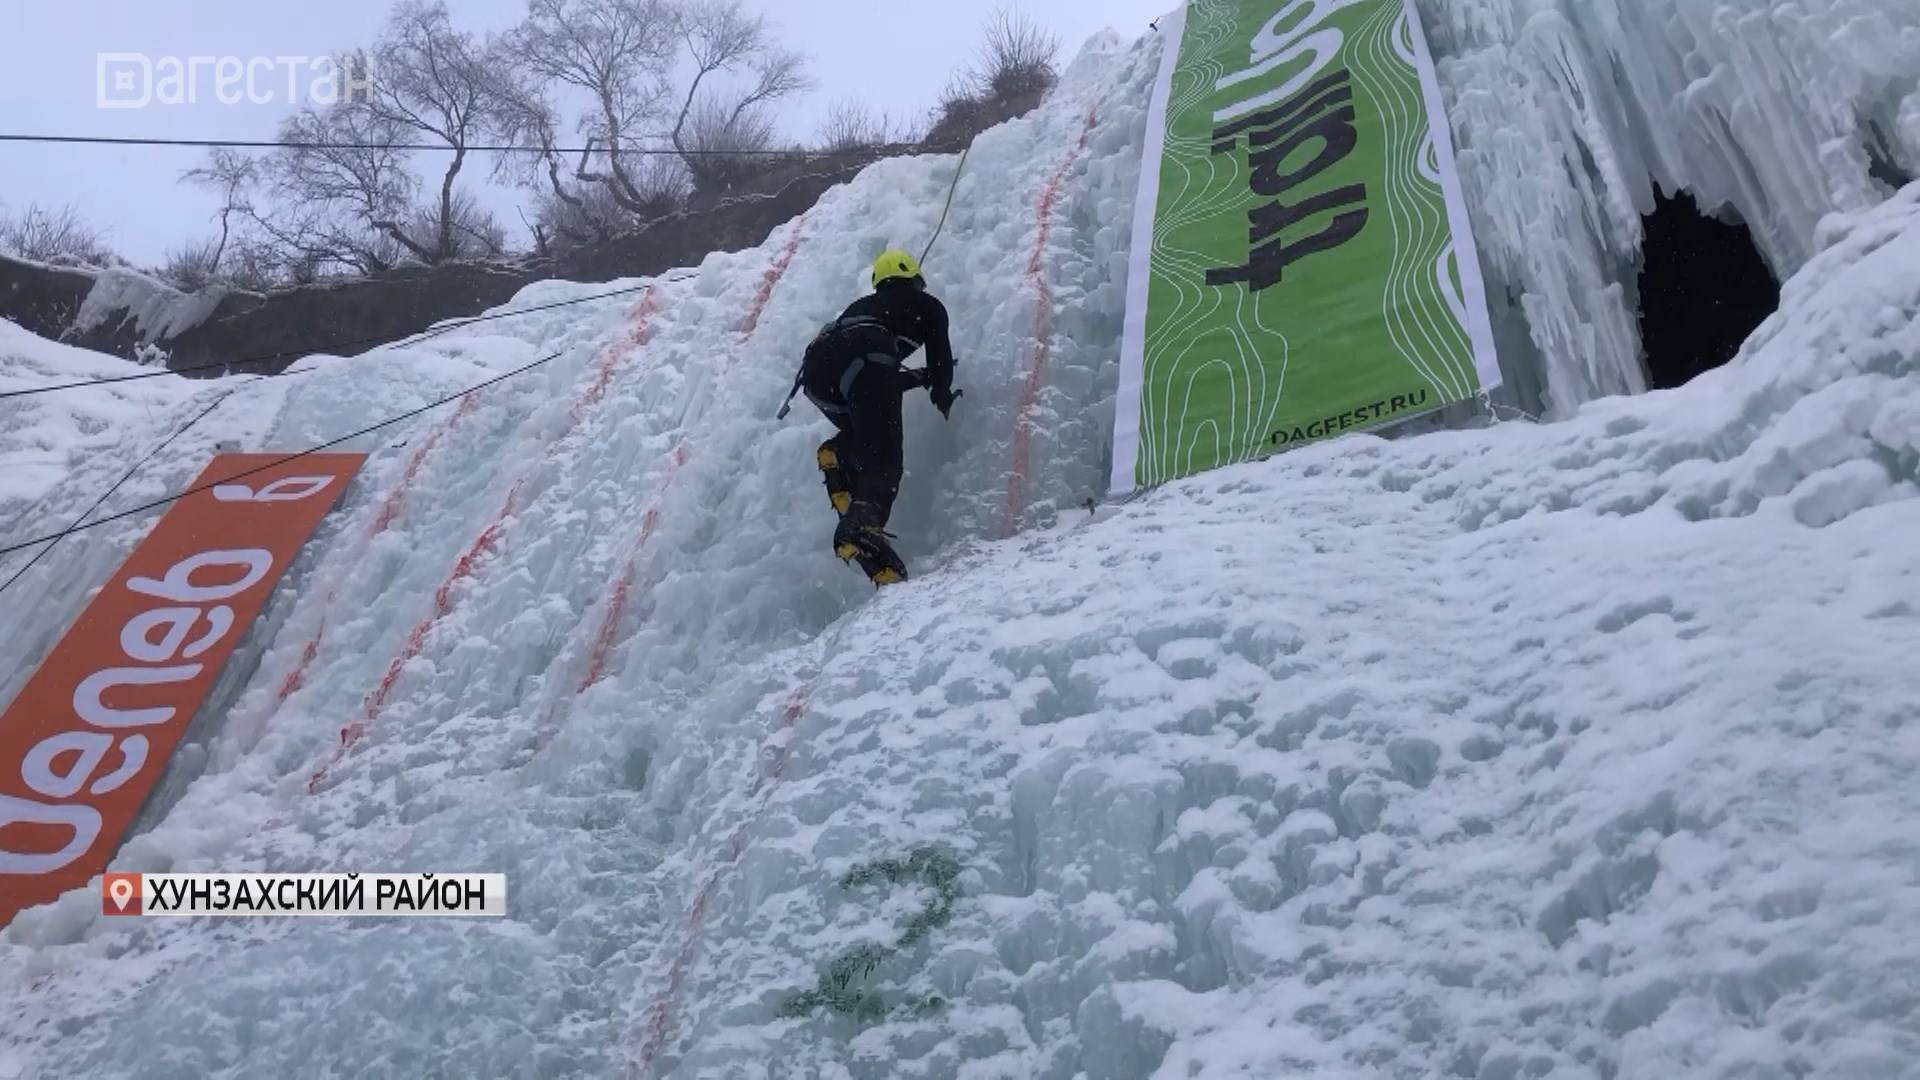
0,1 -> 1170,266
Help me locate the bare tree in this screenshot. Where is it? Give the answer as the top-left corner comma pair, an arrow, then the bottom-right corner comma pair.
172,153 -> 282,288
484,62 -> 598,229
667,0 -> 810,191
971,7 -> 1059,102
484,56 -> 680,244
816,99 -> 906,153
150,0 -> 826,283
927,73 -> 993,148
160,239 -> 224,290
183,144 -> 377,286
618,154 -> 692,216
677,94 -> 779,191
356,0 -> 494,263
0,203 -> 114,266
213,4 -> 502,278
180,148 -> 261,277
530,180 -> 626,250
503,0 -> 681,217
263,104 -> 418,275
220,238 -> 284,292
402,189 -> 508,260
491,0 -> 812,221
927,9 -> 1059,147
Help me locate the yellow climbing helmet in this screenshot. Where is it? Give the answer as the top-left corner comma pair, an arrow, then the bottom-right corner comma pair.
872,249 -> 923,287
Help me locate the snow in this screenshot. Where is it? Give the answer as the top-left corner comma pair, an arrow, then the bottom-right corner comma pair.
0,15 -> 1918,1080
1422,0 -> 1920,417
70,267 -> 226,346
0,319 -> 282,571
2,321 -> 190,508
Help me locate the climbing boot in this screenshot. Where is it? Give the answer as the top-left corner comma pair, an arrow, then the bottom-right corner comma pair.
834,503 -> 908,585
853,546 -> 909,586
816,440 -> 854,515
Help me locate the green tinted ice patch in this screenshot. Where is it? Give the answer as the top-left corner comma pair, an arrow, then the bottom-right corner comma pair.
778,847 -> 963,1021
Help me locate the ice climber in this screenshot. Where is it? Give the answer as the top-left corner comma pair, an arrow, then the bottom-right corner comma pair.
777,249 -> 961,585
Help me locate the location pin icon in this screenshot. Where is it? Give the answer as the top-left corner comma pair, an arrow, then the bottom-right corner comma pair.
109,878 -> 134,911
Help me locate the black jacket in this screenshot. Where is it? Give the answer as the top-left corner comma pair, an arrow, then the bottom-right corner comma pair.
839,280 -> 956,403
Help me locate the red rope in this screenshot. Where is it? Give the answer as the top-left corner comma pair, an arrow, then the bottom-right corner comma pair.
277,394 -> 485,701
566,221 -> 807,712
1006,108 -> 1099,536
577,445 -> 690,694
630,687 -> 809,1075
739,222 -> 808,340
305,288 -> 663,792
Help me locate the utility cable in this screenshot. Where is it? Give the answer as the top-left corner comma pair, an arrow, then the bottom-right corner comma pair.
0,386 -> 243,598
1,274 -> 695,401
0,347 -> 567,559
0,133 -> 836,157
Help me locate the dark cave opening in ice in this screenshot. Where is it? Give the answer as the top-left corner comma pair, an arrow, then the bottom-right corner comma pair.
1636,188 -> 1782,391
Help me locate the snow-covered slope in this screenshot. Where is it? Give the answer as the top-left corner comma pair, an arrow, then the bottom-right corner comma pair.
0,320 -> 231,512
3,18 -> 1919,1080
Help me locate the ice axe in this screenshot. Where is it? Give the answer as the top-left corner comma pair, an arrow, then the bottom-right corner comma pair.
901,367 -> 963,416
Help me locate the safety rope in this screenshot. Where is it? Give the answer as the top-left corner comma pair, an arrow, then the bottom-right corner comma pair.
1476,389 -> 1540,425
775,145 -> 968,423
919,142 -> 974,267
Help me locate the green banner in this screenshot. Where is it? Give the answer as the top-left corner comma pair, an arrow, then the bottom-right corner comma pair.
1110,0 -> 1500,495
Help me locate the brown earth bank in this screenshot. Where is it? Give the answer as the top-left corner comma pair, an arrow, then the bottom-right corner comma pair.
0,92 -> 1032,378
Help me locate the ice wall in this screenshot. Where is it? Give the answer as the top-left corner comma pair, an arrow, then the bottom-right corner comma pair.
2,12 -> 1918,1080
8,128 -> 1915,1080
0,28 -> 1162,1079
1421,0 -> 1920,415
72,267 -> 226,346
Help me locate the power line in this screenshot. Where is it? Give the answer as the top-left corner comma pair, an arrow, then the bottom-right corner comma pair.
0,387 -> 241,599
0,346 -> 568,559
1,275 -> 694,400
0,133 -> 841,156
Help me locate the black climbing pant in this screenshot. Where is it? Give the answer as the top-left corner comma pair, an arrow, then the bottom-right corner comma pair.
801,321 -> 905,528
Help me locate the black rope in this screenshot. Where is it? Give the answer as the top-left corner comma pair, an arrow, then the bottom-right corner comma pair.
0,347 -> 568,559
0,275 -> 695,401
0,133 -> 835,157
0,387 -> 242,598
920,142 -> 974,267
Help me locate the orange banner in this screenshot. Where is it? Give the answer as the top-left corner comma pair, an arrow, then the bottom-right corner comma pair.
0,452 -> 364,928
